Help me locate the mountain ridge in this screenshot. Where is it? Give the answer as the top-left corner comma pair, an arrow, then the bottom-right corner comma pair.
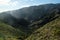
0,3 -> 60,40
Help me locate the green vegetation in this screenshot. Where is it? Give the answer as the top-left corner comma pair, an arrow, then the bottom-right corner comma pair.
0,3 -> 60,40
0,21 -> 26,40
26,17 -> 60,40
0,33 -> 5,40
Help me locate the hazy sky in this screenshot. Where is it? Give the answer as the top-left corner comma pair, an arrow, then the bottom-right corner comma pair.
0,0 -> 60,12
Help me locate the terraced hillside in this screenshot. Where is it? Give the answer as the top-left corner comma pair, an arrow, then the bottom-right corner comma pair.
26,16 -> 60,40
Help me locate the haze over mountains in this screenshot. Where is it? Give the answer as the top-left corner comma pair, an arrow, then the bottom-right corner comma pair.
0,3 -> 60,40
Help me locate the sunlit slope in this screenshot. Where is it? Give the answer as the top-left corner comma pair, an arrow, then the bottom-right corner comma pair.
26,17 -> 60,40
0,21 -> 25,40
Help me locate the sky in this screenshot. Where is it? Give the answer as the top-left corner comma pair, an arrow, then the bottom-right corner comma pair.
0,0 -> 60,12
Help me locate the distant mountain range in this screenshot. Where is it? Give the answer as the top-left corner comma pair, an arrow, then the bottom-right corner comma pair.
0,3 -> 60,40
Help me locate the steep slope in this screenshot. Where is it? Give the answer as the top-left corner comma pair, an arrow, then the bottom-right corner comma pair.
0,21 -> 26,40
26,16 -> 60,40
0,3 -> 60,35
0,3 -> 60,40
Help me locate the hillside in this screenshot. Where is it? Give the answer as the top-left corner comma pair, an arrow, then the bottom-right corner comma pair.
0,21 -> 26,40
26,16 -> 60,40
0,3 -> 60,40
0,3 -> 60,35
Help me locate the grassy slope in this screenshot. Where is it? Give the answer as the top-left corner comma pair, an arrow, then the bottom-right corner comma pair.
0,21 -> 26,40
25,17 -> 60,40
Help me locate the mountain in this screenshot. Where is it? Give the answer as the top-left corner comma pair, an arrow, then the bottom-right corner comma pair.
0,3 -> 60,40
25,16 -> 60,40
